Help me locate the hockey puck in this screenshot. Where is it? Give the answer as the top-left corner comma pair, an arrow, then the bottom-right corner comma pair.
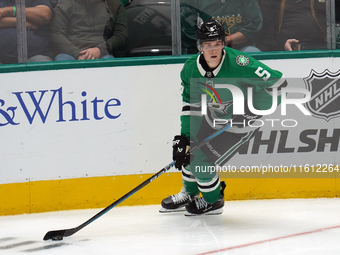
51,235 -> 63,241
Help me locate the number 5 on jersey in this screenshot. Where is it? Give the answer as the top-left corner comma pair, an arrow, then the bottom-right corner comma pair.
255,67 -> 271,81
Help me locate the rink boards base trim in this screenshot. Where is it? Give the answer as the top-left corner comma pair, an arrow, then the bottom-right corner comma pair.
1,172 -> 339,216
1,49 -> 339,74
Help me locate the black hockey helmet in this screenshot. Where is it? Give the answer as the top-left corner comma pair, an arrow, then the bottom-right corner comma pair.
196,19 -> 226,43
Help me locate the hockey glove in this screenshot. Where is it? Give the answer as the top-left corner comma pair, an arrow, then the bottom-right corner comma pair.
172,135 -> 191,170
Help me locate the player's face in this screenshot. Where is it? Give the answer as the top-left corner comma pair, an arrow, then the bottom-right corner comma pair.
201,40 -> 224,69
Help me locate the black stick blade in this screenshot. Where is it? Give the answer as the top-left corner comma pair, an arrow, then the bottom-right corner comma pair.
43,230 -> 66,241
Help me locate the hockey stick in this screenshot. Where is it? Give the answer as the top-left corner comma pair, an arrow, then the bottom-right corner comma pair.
43,123 -> 231,241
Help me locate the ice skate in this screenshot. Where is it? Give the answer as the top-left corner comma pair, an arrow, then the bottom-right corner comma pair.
159,189 -> 199,213
185,181 -> 226,216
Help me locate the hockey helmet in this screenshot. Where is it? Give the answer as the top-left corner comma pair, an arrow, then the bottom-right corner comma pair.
196,19 -> 225,43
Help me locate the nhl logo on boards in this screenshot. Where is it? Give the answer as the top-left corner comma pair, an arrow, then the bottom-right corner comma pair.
236,55 -> 249,66
303,69 -> 340,122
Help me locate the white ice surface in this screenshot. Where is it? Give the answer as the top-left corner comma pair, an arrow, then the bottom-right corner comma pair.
1,198 -> 340,255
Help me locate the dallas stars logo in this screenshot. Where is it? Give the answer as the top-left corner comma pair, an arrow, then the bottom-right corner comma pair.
236,55 -> 250,66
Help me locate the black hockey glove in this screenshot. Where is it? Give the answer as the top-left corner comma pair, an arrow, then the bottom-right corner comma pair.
172,135 -> 191,170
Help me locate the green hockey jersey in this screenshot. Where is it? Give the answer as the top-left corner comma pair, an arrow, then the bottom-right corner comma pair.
180,47 -> 285,140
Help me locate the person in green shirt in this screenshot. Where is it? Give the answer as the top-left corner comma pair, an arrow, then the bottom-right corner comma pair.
181,0 -> 263,54
160,19 -> 287,216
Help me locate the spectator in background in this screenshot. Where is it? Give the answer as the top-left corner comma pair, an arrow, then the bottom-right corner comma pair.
257,0 -> 327,51
180,0 -> 263,54
0,0 -> 52,64
50,0 -> 128,61
119,0 -> 132,7
336,0 -> 340,24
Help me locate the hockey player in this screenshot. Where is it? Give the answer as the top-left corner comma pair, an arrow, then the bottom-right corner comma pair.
160,19 -> 286,216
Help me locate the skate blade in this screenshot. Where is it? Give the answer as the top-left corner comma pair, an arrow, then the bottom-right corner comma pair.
184,208 -> 223,216
159,207 -> 186,213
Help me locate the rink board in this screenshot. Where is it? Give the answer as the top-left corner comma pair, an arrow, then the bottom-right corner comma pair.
1,173 -> 339,216
1,51 -> 340,215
